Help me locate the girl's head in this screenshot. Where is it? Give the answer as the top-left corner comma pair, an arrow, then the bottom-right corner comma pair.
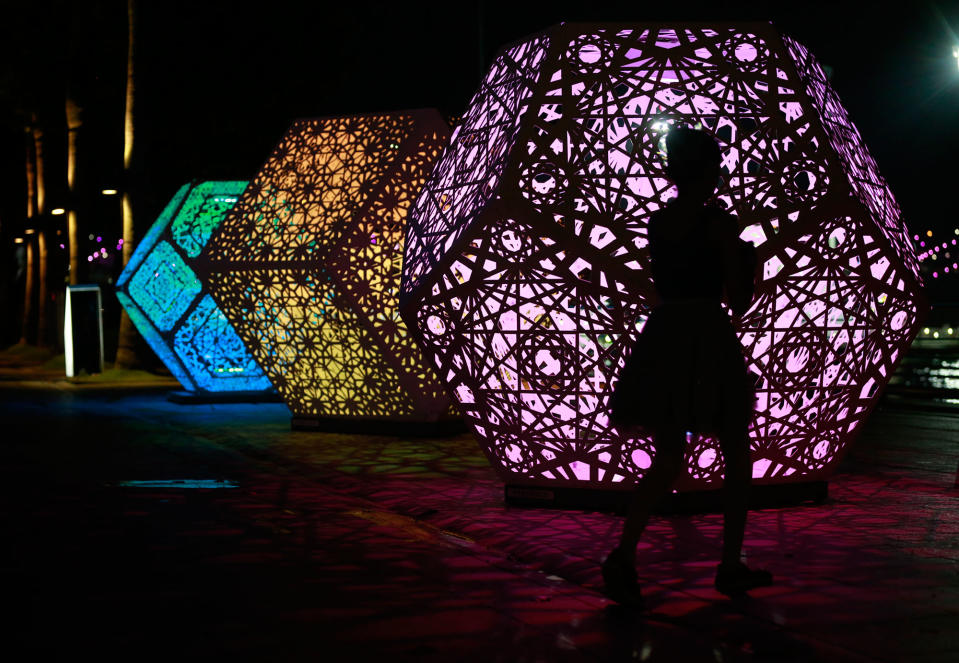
664,127 -> 722,201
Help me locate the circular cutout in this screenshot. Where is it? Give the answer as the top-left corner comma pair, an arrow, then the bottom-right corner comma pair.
890,310 -> 908,331
566,35 -> 615,73
734,42 -> 758,63
721,33 -> 770,72
813,439 -> 830,459
697,447 -> 717,469
426,314 -> 446,336
631,448 -> 651,470
419,306 -> 453,347
828,227 -> 846,249
519,160 -> 568,207
577,43 -> 602,64
786,347 -> 811,373
685,438 -> 725,482
500,229 -> 524,253
534,348 -> 563,377
783,159 -> 829,204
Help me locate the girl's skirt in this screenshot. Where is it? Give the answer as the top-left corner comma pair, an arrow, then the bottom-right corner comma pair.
610,298 -> 755,438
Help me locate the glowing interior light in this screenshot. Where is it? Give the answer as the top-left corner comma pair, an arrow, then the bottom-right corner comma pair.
953,45 -> 959,70
934,331 -> 940,338
924,328 -> 931,334
201,111 -> 453,423
51,208 -> 65,216
400,23 -> 923,492
24,229 -> 35,235
116,181 -> 272,394
64,285 -> 104,377
14,237 -> 23,244
101,189 -> 118,196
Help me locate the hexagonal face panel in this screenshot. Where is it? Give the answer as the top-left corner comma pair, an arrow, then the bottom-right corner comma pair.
116,181 -> 272,393
201,110 -> 452,423
401,24 -> 924,491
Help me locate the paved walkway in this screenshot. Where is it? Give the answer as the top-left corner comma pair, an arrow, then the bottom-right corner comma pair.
1,363 -> 957,661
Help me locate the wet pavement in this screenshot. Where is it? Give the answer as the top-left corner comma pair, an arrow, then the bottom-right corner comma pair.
1,360 -> 958,661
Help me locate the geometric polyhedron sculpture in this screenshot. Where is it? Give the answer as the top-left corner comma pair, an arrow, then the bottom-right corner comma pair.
116,181 -> 273,393
400,24 -> 924,492
201,110 -> 453,425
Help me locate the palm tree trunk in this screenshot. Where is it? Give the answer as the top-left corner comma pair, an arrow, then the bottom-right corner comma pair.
66,97 -> 81,285
32,122 -> 45,215
19,240 -> 34,345
36,229 -> 48,346
114,0 -> 138,368
21,129 -> 36,345
32,123 -> 49,348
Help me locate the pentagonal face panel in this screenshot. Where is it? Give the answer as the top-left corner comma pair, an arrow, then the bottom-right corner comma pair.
116,181 -> 272,393
743,215 -> 919,480
402,24 -> 923,490
202,111 -> 452,421
402,36 -> 550,296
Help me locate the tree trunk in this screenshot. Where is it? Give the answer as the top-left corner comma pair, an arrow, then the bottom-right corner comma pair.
21,130 -> 36,345
114,0 -> 138,369
19,240 -> 34,345
32,123 -> 49,348
25,128 -> 36,220
36,229 -> 48,347
66,97 -> 81,285
32,122 -> 45,216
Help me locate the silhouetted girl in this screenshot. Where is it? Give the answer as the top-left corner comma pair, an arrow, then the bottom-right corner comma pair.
606,127 -> 771,607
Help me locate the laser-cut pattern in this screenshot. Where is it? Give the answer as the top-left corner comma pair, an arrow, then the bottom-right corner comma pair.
116,181 -> 272,393
400,24 -> 924,491
202,111 -> 452,422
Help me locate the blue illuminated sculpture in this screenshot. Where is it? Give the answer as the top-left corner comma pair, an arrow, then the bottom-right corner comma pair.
116,181 -> 273,393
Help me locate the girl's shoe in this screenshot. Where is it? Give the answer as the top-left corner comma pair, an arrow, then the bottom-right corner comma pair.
714,561 -> 773,597
601,548 -> 644,608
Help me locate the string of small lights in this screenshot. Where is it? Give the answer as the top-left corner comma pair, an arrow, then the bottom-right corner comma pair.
914,228 -> 959,279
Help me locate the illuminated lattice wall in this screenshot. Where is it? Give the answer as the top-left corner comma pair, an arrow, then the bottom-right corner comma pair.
400,24 -> 924,491
116,181 -> 272,393
202,110 -> 452,422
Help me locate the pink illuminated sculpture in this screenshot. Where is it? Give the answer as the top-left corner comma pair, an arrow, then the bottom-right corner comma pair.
400,24 -> 924,492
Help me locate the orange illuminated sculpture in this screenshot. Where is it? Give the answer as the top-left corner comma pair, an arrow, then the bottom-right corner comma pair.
201,111 -> 452,427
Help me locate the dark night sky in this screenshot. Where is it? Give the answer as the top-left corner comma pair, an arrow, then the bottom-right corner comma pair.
1,0 -> 958,295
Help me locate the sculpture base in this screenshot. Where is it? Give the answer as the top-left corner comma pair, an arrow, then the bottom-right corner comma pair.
290,415 -> 467,436
505,481 -> 829,515
167,390 -> 283,405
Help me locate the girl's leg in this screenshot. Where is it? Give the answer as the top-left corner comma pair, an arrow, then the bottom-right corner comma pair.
718,422 -> 751,565
617,428 -> 687,565
715,420 -> 772,594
